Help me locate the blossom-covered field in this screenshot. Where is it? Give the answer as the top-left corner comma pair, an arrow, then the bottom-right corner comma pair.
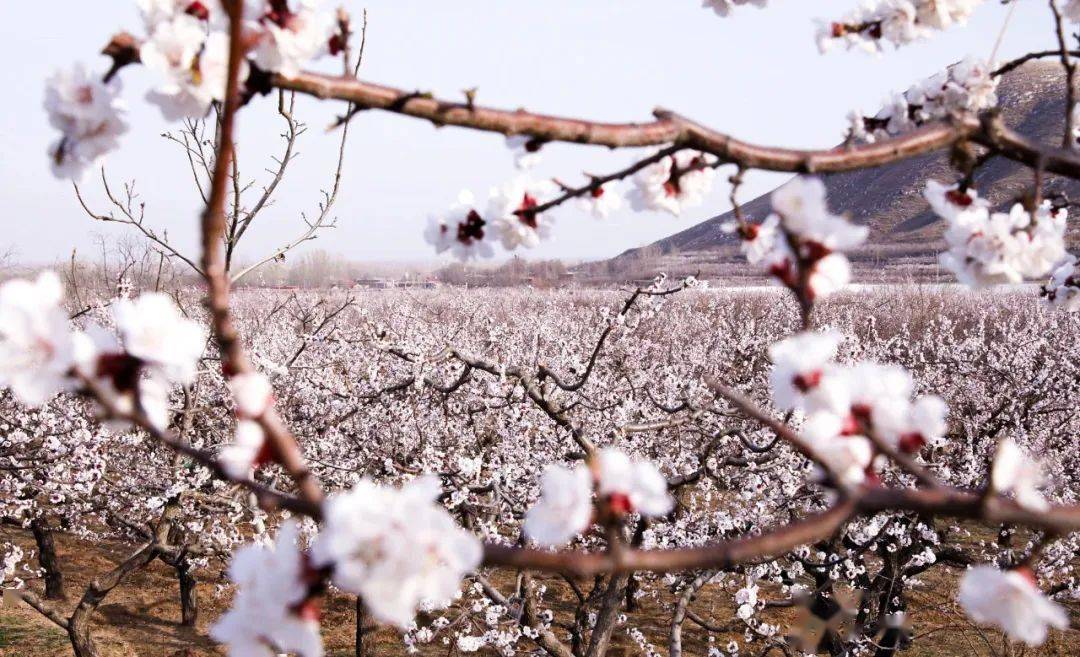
13,1 -> 1080,655
3,284 -> 1078,656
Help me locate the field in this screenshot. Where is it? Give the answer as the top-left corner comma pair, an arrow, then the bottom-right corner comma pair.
2,527 -> 1077,657
3,285 -> 1079,657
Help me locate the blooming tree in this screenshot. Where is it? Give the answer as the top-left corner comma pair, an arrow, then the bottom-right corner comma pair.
6,1 -> 1080,657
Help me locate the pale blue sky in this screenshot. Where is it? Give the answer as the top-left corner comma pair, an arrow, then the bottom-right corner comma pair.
0,1 -> 1055,266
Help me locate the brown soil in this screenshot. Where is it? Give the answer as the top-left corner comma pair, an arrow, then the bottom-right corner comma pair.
1,529 -> 1077,656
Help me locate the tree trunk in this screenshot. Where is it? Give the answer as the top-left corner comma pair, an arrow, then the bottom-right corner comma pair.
68,501 -> 176,657
584,573 -> 629,657
177,558 -> 198,627
68,543 -> 158,657
669,571 -> 713,657
31,518 -> 65,600
355,595 -> 366,657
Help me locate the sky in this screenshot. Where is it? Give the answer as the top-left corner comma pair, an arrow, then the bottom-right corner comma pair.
0,1 -> 1057,268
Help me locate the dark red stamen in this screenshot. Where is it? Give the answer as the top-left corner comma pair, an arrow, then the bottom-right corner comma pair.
862,466 -> 881,487
253,437 -> 279,469
737,223 -> 759,241
457,210 -> 486,244
96,353 -> 142,393
607,492 -> 633,516
184,1 -> 210,20
840,414 -> 861,436
898,433 -> 926,454
328,34 -> 345,56
802,240 -> 832,263
518,193 -> 539,229
264,1 -> 293,28
769,259 -> 797,288
945,189 -> 974,207
793,370 -> 823,392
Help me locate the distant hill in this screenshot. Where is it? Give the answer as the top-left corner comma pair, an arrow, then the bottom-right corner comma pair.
603,61 -> 1080,283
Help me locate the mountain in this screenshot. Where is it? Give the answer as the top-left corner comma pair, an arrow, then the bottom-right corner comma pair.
604,61 -> 1080,283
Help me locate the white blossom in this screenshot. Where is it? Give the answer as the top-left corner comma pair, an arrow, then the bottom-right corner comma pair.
933,193 -> 1067,287
722,215 -> 787,268
802,411 -> 874,489
218,420 -> 267,480
768,330 -> 843,411
0,545 -> 24,589
137,0 -> 216,30
0,273 -> 76,406
249,0 -> 336,78
425,190 -> 495,261
524,464 -> 593,546
457,635 -> 486,652
991,438 -> 1048,511
852,59 -> 998,142
735,578 -> 759,621
727,176 -> 866,297
143,19 -> 244,121
923,180 -> 987,222
579,184 -> 624,219
113,294 -> 206,385
958,566 -> 1067,646
310,477 -> 482,627
1041,255 -> 1080,311
628,151 -> 716,216
807,253 -> 853,299
230,372 -> 274,418
211,522 -> 323,657
596,448 -> 674,516
506,135 -> 543,170
72,324 -> 168,430
818,1 -> 985,53
487,177 -> 559,251
771,177 -> 868,251
45,64 -> 127,180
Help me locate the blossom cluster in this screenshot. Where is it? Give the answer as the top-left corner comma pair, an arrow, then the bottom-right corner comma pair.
426,148 -> 716,261
44,66 -> 128,179
847,58 -> 997,143
524,448 -> 674,546
628,151 -> 717,217
210,522 -> 323,657
924,181 -> 1068,287
424,180 -> 559,261
724,176 -> 867,300
47,0 -> 340,179
0,272 -> 204,430
214,476 -> 484,655
1040,255 -> 1080,311
767,330 -> 947,488
958,565 -> 1068,646
311,476 -> 482,627
817,0 -> 984,53
0,544 -> 25,589
217,371 -> 276,478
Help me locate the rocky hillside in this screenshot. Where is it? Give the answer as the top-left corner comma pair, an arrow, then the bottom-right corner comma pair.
604,61 -> 1078,283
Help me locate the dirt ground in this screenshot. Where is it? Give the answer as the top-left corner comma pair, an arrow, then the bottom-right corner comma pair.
1,530 -> 1077,657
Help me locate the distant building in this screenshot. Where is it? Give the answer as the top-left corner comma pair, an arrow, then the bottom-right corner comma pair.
353,276 -> 439,290
354,277 -> 391,289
